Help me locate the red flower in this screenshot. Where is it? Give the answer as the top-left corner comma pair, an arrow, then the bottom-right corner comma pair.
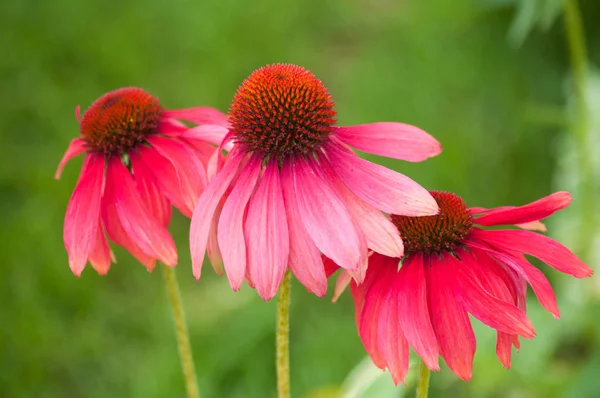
56,87 -> 228,275
190,64 -> 442,300
328,191 -> 593,384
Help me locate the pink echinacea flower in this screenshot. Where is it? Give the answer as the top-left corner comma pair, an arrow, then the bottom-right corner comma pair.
56,87 -> 228,275
327,190 -> 593,384
190,63 -> 442,300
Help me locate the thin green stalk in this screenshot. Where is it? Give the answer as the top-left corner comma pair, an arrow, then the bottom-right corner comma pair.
162,264 -> 200,398
276,271 -> 292,398
415,359 -> 431,398
563,0 -> 596,261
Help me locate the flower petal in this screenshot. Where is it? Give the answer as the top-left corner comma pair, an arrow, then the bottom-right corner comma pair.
217,155 -> 262,290
55,138 -> 86,179
182,124 -> 230,147
63,154 -> 105,276
190,150 -> 245,280
107,157 -> 177,266
88,221 -> 113,275
290,155 -> 367,276
426,252 -> 476,381
245,158 -> 290,300
332,270 -> 352,302
162,107 -> 229,127
473,229 -> 593,278
281,159 -> 328,297
325,140 -> 438,216
332,122 -> 441,162
396,253 -> 440,370
131,154 -> 172,227
148,136 -> 207,217
473,192 -> 571,227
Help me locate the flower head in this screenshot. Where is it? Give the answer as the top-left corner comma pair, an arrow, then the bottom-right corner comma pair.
328,190 -> 593,384
57,87 -> 229,276
190,64 -> 442,300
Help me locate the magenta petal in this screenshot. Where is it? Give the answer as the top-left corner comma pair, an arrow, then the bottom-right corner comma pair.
107,157 -> 177,266
281,159 -> 328,297
332,122 -> 441,162
325,141 -> 438,216
289,156 -> 367,276
245,159 -> 289,300
148,136 -> 207,217
88,221 -> 113,275
426,253 -> 476,381
218,155 -> 262,290
63,154 -> 105,276
474,192 -> 572,227
396,253 -> 440,370
131,154 -> 172,227
162,107 -> 229,127
55,138 -> 86,179
450,254 -> 535,338
182,124 -> 230,147
474,229 -> 593,278
190,150 -> 245,280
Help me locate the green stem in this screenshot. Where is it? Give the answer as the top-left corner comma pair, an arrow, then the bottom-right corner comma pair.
276,271 -> 292,398
162,264 -> 200,398
563,0 -> 596,261
415,359 -> 431,398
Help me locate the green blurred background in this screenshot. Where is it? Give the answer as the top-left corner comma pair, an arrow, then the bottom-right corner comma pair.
2,0 -> 600,397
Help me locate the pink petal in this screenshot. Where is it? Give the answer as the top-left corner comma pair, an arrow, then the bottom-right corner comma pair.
496,332 -> 514,369
281,160 -> 328,297
473,192 -> 572,227
378,272 -> 410,385
332,270 -> 352,302
468,238 -> 560,318
107,157 -> 177,266
396,253 -> 440,370
289,155 -> 367,276
190,150 -> 245,280
325,140 -> 438,216
217,155 -> 262,290
162,107 -> 229,127
55,138 -> 86,179
207,198 -> 225,275
473,229 -> 593,278
450,253 -> 535,338
148,136 -> 207,217
63,154 -> 105,276
88,221 -> 113,275
426,252 -> 476,381
332,122 -> 441,162
158,118 -> 187,135
245,159 -> 290,300
102,184 -> 156,271
182,124 -> 230,147
131,155 -> 172,226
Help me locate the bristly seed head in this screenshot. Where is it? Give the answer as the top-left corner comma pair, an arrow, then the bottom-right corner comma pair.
391,191 -> 473,255
229,64 -> 337,157
79,87 -> 163,154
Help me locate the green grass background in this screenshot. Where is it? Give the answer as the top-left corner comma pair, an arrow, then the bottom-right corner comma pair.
2,0 -> 600,397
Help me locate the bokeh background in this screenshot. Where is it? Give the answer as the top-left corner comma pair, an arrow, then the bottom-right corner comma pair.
3,0 -> 600,397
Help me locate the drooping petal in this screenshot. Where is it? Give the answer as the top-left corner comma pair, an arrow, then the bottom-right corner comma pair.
131,154 -> 171,226
449,253 -> 535,338
332,270 -> 352,302
148,136 -> 207,217
190,150 -> 245,280
325,140 -> 438,216
245,158 -> 290,300
162,107 -> 230,127
426,252 -> 476,381
63,154 -> 105,276
496,332 -> 514,369
88,221 -> 113,275
290,155 -> 367,277
332,123 -> 441,162
396,253 -> 440,370
473,229 -> 593,278
281,160 -> 328,297
473,192 -> 571,227
217,155 -> 262,290
182,124 -> 230,147
56,138 -> 87,180
107,157 -> 177,266
207,198 -> 225,275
